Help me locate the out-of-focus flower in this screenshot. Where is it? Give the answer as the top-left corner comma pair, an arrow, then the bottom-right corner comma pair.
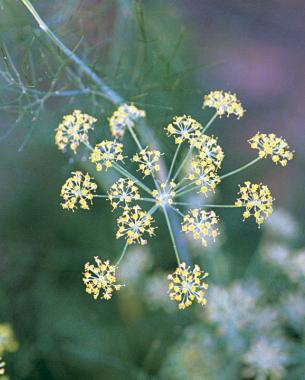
117,246 -> 152,284
107,178 -> 140,210
0,358 -> 5,375
60,171 -> 97,211
143,272 -> 174,312
152,182 -> 176,206
203,90 -> 245,119
281,292 -> 305,331
207,282 -> 260,335
265,209 -> 299,240
167,263 -> 208,309
165,115 -> 203,145
132,148 -> 161,178
190,135 -> 224,170
116,205 -> 155,245
235,181 -> 273,225
90,140 -> 125,171
189,159 -> 221,195
249,133 -> 293,166
83,257 -> 124,300
0,324 -> 18,356
159,327 -> 220,380
55,110 -> 96,153
109,103 -> 145,138
181,209 -> 219,246
242,337 -> 288,380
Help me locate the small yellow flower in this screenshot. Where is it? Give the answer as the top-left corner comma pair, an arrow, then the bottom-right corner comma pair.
90,140 -> 125,171
132,147 -> 161,178
109,103 -> 146,138
248,132 -> 293,166
203,90 -> 245,119
152,181 -> 176,206
189,159 -> 221,195
83,257 -> 124,300
0,358 -> 5,375
165,115 -> 203,144
107,178 -> 140,210
182,209 -> 219,246
55,110 -> 97,153
167,262 -> 208,309
0,324 -> 18,355
235,181 -> 274,226
116,205 -> 155,245
189,134 -> 224,170
60,171 -> 97,211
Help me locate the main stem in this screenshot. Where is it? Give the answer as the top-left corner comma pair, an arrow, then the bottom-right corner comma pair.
116,241 -> 129,266
163,206 -> 181,265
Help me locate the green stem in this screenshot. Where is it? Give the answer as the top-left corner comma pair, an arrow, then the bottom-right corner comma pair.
172,201 -> 242,208
172,146 -> 193,182
116,241 -> 129,266
163,206 -> 181,265
202,112 -> 218,133
94,194 -> 155,203
20,0 -> 123,105
166,144 -> 181,184
112,162 -> 152,195
175,180 -> 196,195
220,157 -> 261,180
127,125 -> 143,151
174,184 -> 198,198
169,205 -> 184,218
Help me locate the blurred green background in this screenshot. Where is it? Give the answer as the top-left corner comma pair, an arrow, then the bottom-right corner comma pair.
0,1 -> 305,379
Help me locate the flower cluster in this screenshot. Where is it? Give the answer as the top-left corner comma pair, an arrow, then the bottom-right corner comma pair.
235,181 -> 274,225
107,178 -> 140,210
109,103 -> 146,138
165,115 -> 203,145
60,171 -> 97,211
203,90 -> 245,119
90,140 -> 124,171
152,181 -> 176,206
55,90 -> 293,307
189,158 -> 221,195
0,324 -> 18,356
116,205 -> 155,245
182,209 -> 219,246
167,263 -> 209,309
83,257 -> 124,300
132,148 -> 161,178
249,132 -> 294,166
190,134 -> 224,169
55,110 -> 97,153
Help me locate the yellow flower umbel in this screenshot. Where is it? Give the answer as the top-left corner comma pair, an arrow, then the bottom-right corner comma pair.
60,171 -> 97,211
116,205 -> 155,245
90,140 -> 125,171
0,358 -> 5,375
167,263 -> 209,309
235,181 -> 274,226
109,103 -> 146,138
55,110 -> 97,153
83,257 -> 124,300
132,147 -> 161,178
165,115 -> 203,145
152,181 -> 176,206
248,132 -> 294,166
190,134 -> 224,170
107,178 -> 140,210
203,90 -> 245,119
189,158 -> 221,195
0,324 -> 18,355
182,209 -> 219,246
